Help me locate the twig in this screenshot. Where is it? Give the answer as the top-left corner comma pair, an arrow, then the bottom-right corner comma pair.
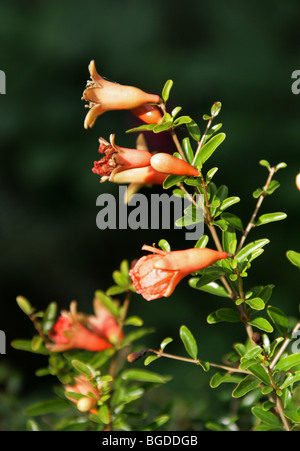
236,166 -> 276,253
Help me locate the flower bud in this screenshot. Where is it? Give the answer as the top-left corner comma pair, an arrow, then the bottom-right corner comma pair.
150,153 -> 200,177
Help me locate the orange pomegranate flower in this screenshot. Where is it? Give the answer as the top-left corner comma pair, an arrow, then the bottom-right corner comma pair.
47,300 -> 123,352
129,245 -> 228,301
92,134 -> 153,182
65,375 -> 101,414
296,172 -> 300,191
82,60 -> 161,129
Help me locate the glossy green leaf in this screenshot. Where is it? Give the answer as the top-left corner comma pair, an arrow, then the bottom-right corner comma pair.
95,290 -> 119,317
171,106 -> 182,117
24,399 -> 70,416
232,375 -> 260,398
222,226 -> 237,254
158,239 -> 171,252
98,405 -> 110,424
71,360 -> 95,377
182,137 -> 194,164
248,364 -> 271,385
219,196 -> 240,212
124,316 -> 143,326
126,124 -> 156,134
259,160 -> 271,170
286,250 -> 300,268
153,121 -> 173,133
206,167 -> 218,183
194,133 -> 226,166
160,337 -> 173,350
267,306 -> 289,335
266,180 -> 280,195
221,212 -> 244,231
186,120 -> 201,141
16,296 -> 33,316
275,162 -> 287,171
163,174 -> 186,189
42,302 -> 57,333
173,116 -> 192,126
256,212 -> 287,227
251,406 -> 282,427
189,279 -> 230,298
162,79 -> 173,103
248,317 -> 274,333
179,325 -> 198,360
280,371 -> 300,390
245,297 -> 265,311
195,234 -> 209,249
211,101 -> 222,117
207,308 -> 240,324
121,369 -> 170,384
210,372 -> 242,388
275,353 -> 300,372
236,239 -> 270,262
144,355 -> 160,366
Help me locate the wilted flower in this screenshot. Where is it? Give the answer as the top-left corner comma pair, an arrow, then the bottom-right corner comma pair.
65,375 -> 100,413
47,299 -> 123,352
82,60 -> 161,129
129,245 -> 228,301
92,134 -> 153,182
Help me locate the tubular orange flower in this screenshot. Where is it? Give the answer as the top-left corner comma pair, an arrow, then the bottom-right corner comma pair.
296,172 -> 300,191
129,245 -> 228,301
92,134 -> 153,182
112,166 -> 167,185
82,60 -> 161,129
130,103 -> 163,124
65,375 -> 101,414
47,300 -> 123,352
150,153 -> 200,177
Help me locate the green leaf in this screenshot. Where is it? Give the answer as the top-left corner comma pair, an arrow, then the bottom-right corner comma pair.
232,375 -> 260,398
280,371 -> 300,390
194,133 -> 226,166
266,179 -> 280,195
206,167 -> 218,183
248,317 -> 274,333
210,101 -> 222,117
153,121 -> 173,133
219,196 -> 240,212
284,409 -> 300,424
98,405 -> 110,424
195,235 -> 209,249
253,188 -> 264,199
26,419 -> 40,431
16,296 -> 33,315
182,137 -> 194,164
236,239 -> 270,262
158,239 -> 171,252
124,316 -> 143,326
94,290 -> 119,317
248,364 -> 271,385
163,174 -> 186,189
24,399 -> 70,416
210,372 -> 242,388
160,337 -> 173,350
112,270 -> 128,287
189,279 -> 230,298
256,212 -> 287,227
126,124 -> 156,134
267,306 -> 289,335
222,226 -> 237,254
173,116 -> 192,126
179,325 -> 198,360
286,250 -> 300,269
11,339 -> 47,355
42,302 -> 57,333
144,355 -> 160,366
186,120 -> 201,141
207,308 -> 240,324
162,79 -> 173,103
171,106 -> 182,117
259,160 -> 271,170
275,162 -> 287,171
275,354 -> 300,372
221,213 -> 244,231
251,406 -> 282,428
121,369 -> 170,384
245,297 -> 265,311
71,360 -> 95,377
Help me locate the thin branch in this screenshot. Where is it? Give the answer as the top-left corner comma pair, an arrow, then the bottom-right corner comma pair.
236,167 -> 276,253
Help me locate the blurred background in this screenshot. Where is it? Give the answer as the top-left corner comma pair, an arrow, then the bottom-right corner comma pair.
0,0 -> 299,430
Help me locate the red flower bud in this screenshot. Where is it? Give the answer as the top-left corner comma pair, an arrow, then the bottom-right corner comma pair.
129,245 -> 228,301
82,60 -> 160,129
65,375 -> 100,414
150,153 -> 200,177
130,103 -> 163,124
112,166 -> 167,185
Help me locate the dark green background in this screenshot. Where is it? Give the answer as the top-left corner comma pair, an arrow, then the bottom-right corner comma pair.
0,0 -> 299,430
